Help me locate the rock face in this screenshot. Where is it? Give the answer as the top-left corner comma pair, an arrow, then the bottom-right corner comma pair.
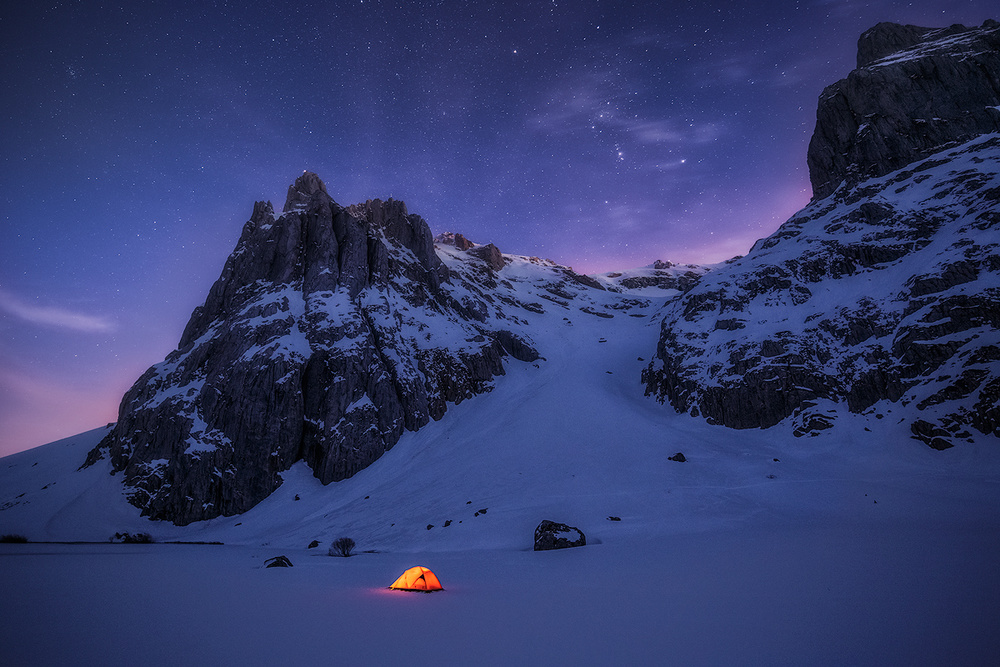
808,20 -> 1000,199
86,173 -> 544,524
434,231 -> 474,251
644,23 -> 1000,447
594,260 -> 709,294
533,520 -> 586,551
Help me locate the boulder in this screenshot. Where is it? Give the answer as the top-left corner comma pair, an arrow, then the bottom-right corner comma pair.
533,520 -> 586,551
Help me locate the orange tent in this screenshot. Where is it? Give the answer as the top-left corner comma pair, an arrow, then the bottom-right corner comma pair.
388,566 -> 443,592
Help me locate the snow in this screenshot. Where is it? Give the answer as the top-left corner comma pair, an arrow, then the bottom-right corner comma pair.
649,132 -> 1000,403
2,521 -> 997,664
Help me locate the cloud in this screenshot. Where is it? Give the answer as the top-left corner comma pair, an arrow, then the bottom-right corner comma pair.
0,289 -> 115,333
530,70 -> 723,149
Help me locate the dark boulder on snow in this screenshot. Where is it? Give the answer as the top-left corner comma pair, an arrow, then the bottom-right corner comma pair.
667,452 -> 687,462
808,20 -> 1000,199
534,520 -> 586,551
264,555 -> 293,568
644,22 -> 1000,442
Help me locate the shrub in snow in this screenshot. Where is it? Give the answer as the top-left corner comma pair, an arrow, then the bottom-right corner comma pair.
329,537 -> 355,557
264,555 -> 293,568
112,532 -> 153,544
1,534 -> 28,543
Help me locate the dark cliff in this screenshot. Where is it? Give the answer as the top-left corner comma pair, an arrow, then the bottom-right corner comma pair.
807,20 -> 1000,199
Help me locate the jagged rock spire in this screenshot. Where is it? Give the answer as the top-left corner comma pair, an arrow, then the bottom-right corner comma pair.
283,171 -> 331,212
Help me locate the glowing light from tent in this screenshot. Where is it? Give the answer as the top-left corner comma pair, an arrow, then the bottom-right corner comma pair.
388,566 -> 444,592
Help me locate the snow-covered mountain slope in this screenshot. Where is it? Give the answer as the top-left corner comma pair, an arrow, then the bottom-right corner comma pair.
646,21 -> 1000,443
644,133 -> 1000,439
590,259 -> 710,295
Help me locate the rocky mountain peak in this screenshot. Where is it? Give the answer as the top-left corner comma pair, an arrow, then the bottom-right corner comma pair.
85,174 -> 546,524
807,19 -> 1000,199
855,22 -> 935,68
283,170 -> 331,212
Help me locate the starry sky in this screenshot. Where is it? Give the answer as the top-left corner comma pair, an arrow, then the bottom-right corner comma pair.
1,0 -> 996,455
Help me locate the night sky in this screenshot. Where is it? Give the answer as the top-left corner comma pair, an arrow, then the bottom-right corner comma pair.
1,1 -> 995,455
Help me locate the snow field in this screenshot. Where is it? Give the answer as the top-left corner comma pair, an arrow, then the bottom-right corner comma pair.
2,520 -> 998,665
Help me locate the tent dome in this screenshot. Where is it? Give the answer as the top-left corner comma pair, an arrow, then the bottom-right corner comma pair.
388,566 -> 443,592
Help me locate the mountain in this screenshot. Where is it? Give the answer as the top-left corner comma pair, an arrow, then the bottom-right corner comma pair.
644,20 -> 1000,445
2,21 -> 998,536
80,175 -> 697,525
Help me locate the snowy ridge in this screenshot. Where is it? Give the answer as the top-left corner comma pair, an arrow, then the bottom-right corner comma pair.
645,133 -> 1000,439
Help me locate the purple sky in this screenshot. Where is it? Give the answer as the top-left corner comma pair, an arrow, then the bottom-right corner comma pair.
1,0 -> 996,456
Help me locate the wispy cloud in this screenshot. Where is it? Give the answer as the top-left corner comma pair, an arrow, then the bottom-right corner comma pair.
0,289 -> 115,333
530,70 -> 723,148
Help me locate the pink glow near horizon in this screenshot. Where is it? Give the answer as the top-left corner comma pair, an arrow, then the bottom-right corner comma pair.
0,369 -> 122,458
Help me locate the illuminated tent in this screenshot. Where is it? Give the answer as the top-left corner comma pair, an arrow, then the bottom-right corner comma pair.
388,566 -> 444,592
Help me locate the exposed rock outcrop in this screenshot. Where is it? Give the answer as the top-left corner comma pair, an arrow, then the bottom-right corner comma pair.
434,231 -> 474,251
595,261 -> 709,294
808,20 -> 1000,199
644,23 -> 1000,443
468,243 -> 507,272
